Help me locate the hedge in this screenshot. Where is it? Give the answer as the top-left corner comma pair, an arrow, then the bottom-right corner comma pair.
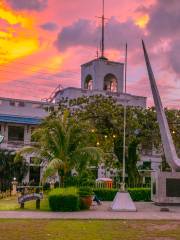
93,188 -> 151,202
128,188 -> 151,202
48,187 -> 80,211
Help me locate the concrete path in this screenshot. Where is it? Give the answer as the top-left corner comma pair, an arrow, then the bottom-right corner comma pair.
1,202 -> 180,220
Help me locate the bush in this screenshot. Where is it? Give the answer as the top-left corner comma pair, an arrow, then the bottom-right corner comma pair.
128,188 -> 151,202
78,187 -> 93,197
93,188 -> 151,202
48,187 -> 79,211
93,188 -> 117,201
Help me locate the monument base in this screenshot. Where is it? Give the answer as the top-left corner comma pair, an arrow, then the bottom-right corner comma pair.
111,191 -> 137,212
152,171 -> 180,205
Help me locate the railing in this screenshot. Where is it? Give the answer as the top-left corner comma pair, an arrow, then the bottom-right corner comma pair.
63,181 -> 151,189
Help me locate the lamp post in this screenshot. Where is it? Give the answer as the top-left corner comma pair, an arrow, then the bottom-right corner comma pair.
12,177 -> 18,196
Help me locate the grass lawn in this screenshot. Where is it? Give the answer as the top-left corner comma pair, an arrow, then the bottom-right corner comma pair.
0,219 -> 180,240
0,196 -> 49,211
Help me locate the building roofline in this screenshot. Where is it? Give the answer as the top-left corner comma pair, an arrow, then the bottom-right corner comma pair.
0,96 -> 50,105
81,58 -> 124,67
54,87 -> 147,100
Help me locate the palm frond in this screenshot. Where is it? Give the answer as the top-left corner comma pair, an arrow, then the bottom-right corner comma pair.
42,158 -> 64,182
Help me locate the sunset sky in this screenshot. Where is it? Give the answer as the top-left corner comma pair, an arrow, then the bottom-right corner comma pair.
0,0 -> 179,108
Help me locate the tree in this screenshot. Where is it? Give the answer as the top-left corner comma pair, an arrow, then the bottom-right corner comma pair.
16,111 -> 103,186
0,149 -> 28,192
126,139 -> 141,186
53,95 -> 180,185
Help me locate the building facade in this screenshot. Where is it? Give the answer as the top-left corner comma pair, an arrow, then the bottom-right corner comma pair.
0,57 -> 162,184
0,97 -> 50,184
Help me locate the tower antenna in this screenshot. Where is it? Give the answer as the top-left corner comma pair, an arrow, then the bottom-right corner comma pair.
96,0 -> 108,58
101,0 -> 105,58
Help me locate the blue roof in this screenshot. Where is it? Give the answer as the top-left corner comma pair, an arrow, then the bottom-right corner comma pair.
0,114 -> 42,125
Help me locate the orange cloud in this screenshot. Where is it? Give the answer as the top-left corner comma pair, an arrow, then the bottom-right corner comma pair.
0,3 -> 39,65
135,15 -> 149,28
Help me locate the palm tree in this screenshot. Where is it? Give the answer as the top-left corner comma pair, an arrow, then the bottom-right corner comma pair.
16,112 -> 103,186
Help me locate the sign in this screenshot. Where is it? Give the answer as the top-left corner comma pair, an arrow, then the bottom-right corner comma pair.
18,193 -> 43,204
166,178 -> 180,197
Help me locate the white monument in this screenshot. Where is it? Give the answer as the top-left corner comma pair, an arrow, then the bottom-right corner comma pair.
142,40 -> 180,205
111,44 -> 137,212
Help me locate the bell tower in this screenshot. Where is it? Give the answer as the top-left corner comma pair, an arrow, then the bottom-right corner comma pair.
81,0 -> 124,93
81,58 -> 124,93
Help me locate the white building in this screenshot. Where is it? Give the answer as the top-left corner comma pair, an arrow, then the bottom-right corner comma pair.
53,57 -> 146,108
0,97 -> 50,184
0,55 -> 161,184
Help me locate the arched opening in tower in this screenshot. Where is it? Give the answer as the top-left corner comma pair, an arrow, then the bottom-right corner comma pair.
84,75 -> 93,90
104,74 -> 118,92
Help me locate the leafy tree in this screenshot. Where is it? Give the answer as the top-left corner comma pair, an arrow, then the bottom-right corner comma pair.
0,149 -> 28,192
52,95 -> 179,185
126,139 -> 141,186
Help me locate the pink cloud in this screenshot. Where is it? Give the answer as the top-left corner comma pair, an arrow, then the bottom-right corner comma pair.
0,0 -> 179,109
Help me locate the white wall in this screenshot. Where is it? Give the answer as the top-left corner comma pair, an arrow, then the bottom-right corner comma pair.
0,97 -> 49,118
81,58 -> 124,92
54,87 -> 147,108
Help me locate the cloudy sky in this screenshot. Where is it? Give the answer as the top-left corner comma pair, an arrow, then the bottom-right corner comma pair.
0,0 -> 179,108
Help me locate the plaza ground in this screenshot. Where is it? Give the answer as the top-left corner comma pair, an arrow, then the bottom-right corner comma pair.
1,198 -> 180,239
1,197 -> 180,220
0,219 -> 180,240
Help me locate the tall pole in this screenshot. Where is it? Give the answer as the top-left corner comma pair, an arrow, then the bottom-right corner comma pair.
101,0 -> 105,57
122,43 -> 127,191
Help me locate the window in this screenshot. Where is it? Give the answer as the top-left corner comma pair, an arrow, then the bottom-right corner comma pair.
104,74 -> 118,92
29,166 -> 40,185
8,126 -> 24,141
32,103 -> 41,108
84,75 -> 93,90
18,101 -> 25,107
9,101 -> 15,106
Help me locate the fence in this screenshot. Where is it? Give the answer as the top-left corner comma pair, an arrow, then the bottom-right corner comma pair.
0,190 -> 11,199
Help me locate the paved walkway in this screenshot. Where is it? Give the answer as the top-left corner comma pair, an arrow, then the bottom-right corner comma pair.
1,202 -> 180,220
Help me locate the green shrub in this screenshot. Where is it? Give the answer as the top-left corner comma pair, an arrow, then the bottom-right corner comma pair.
78,187 -> 93,197
48,187 -> 79,211
93,188 -> 117,201
128,188 -> 151,202
93,188 -> 151,201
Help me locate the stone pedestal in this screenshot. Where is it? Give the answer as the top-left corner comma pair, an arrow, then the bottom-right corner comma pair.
111,191 -> 137,212
152,171 -> 180,205
11,180 -> 18,196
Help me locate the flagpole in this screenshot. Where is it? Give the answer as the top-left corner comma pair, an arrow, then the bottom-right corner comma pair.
122,43 -> 127,191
